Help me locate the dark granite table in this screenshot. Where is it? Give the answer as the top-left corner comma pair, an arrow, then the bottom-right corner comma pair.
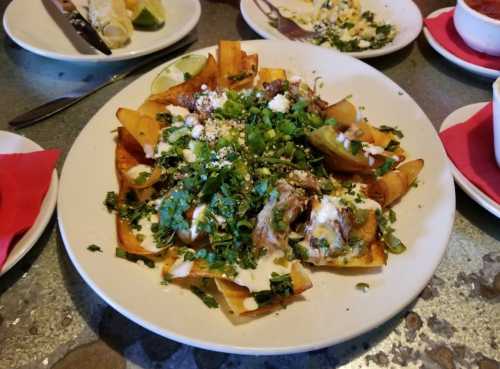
0,1 -> 499,368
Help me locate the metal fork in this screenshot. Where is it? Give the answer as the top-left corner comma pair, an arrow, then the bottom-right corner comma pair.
253,0 -> 318,42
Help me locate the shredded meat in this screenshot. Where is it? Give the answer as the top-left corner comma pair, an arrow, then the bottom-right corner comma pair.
252,180 -> 307,250
263,79 -> 286,100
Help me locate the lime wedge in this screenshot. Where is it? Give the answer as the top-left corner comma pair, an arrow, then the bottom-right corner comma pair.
151,54 -> 208,94
132,0 -> 165,29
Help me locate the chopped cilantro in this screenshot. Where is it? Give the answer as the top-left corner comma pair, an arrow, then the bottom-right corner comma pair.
375,158 -> 396,177
115,248 -> 155,268
103,191 -> 118,212
350,140 -> 362,155
379,125 -> 404,139
190,286 -> 219,308
87,244 -> 102,253
158,191 -> 191,232
356,282 -> 370,292
270,272 -> 293,297
183,72 -> 192,81
134,171 -> 151,185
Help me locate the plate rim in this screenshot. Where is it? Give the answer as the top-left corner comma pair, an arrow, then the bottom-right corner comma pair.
0,131 -> 58,276
239,0 -> 423,59
2,0 -> 201,63
57,39 -> 455,354
423,7 -> 500,79
439,102 -> 500,218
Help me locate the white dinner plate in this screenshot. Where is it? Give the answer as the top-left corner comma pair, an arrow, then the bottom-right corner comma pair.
3,0 -> 200,63
240,0 -> 423,59
58,40 -> 455,355
440,102 -> 500,218
0,131 -> 58,276
424,7 -> 500,80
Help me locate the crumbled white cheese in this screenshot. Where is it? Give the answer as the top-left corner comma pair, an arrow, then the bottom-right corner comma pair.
184,114 -> 199,127
191,124 -> 204,139
154,142 -> 172,158
359,40 -> 371,48
362,143 -> 384,156
368,156 -> 375,166
336,132 -> 347,143
268,94 -> 290,113
143,144 -> 154,159
289,75 -> 302,84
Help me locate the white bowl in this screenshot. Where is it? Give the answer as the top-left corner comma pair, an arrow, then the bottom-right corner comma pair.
454,0 -> 500,56
494,78 -> 500,167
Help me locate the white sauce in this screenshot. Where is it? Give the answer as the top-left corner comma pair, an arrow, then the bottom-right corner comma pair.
133,214 -> 159,252
169,257 -> 193,278
363,143 -> 384,156
126,164 -> 152,181
234,251 -> 290,292
190,204 -> 207,241
242,297 -> 259,311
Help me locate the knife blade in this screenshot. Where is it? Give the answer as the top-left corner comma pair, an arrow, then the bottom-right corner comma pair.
50,0 -> 112,55
9,33 -> 197,129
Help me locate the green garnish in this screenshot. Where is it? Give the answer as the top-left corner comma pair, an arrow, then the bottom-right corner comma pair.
134,171 -> 151,185
87,244 -> 102,253
115,248 -> 155,268
356,282 -> 370,292
103,191 -> 118,212
190,286 -> 219,308
379,125 -> 404,139
375,157 -> 396,177
350,140 -> 362,155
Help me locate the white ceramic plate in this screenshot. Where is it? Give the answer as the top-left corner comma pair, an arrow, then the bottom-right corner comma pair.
440,102 -> 500,218
0,131 -> 58,276
3,0 -> 200,63
240,0 -> 423,59
424,7 -> 500,80
58,40 -> 455,355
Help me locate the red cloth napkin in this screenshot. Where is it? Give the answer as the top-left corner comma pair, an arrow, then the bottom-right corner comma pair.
440,103 -> 500,203
0,149 -> 60,269
424,9 -> 500,70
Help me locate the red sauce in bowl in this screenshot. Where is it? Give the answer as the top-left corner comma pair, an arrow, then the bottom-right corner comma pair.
465,0 -> 500,20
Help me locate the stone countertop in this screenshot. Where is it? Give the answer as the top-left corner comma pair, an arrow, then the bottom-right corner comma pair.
0,1 -> 498,368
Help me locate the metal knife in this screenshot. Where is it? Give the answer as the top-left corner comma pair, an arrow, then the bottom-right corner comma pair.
50,0 -> 112,55
9,34 -> 197,129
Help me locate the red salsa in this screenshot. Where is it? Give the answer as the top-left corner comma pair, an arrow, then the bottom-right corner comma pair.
465,0 -> 500,20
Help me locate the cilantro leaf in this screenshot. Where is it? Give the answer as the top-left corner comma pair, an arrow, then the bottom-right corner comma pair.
190,286 -> 219,308
159,191 -> 191,231
87,244 -> 102,253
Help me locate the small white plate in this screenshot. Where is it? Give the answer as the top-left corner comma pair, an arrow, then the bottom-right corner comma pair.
2,0 -> 200,63
0,131 -> 58,276
440,102 -> 500,218
424,7 -> 500,80
58,40 -> 454,355
240,0 -> 423,59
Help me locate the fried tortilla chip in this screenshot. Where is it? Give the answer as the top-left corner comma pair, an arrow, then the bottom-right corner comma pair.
149,54 -> 218,105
